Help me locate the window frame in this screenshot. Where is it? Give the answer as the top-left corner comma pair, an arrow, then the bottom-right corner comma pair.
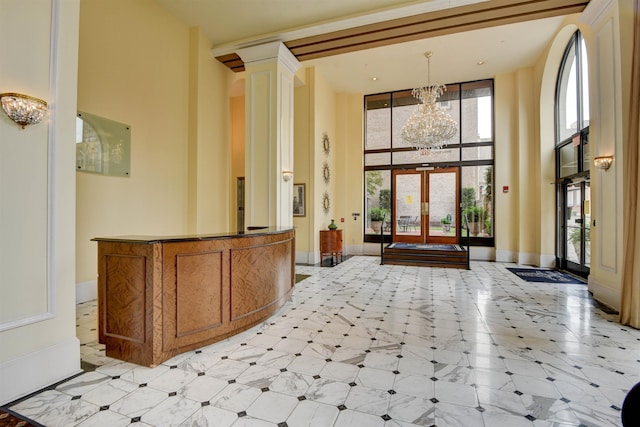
363,79 -> 495,246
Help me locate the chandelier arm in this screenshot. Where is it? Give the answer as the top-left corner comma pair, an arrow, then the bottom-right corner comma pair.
401,52 -> 458,151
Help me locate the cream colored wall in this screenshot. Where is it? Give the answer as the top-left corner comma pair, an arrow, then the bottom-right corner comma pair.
230,95 -> 245,232
187,27 -> 232,234
312,70 -> 338,260
515,67 -> 542,264
294,73 -> 313,261
0,0 -> 80,405
336,93 -> 365,254
494,73 -> 519,262
581,0 -> 631,310
77,0 -> 233,286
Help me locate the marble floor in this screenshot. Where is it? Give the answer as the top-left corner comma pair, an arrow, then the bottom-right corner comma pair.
9,257 -> 640,427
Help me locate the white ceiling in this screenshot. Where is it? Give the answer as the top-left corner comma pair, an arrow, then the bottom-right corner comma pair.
154,0 -> 575,94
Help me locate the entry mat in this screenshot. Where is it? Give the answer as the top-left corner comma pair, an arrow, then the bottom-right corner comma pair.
0,407 -> 42,427
507,267 -> 586,284
387,243 -> 466,251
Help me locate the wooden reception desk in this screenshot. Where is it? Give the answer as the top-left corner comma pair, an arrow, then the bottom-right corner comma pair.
92,228 -> 295,366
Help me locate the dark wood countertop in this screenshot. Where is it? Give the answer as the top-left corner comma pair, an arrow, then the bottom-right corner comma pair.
92,226 -> 294,244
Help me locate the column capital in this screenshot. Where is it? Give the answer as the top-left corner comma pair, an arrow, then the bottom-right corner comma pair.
237,41 -> 301,74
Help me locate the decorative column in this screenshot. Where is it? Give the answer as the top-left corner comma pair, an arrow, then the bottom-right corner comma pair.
237,42 -> 301,228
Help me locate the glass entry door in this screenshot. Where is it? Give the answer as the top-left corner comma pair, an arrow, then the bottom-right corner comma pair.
392,168 -> 459,244
559,180 -> 590,277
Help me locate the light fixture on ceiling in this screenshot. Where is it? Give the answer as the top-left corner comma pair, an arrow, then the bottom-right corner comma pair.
477,60 -> 486,66
593,155 -> 613,171
401,52 -> 457,151
0,92 -> 48,129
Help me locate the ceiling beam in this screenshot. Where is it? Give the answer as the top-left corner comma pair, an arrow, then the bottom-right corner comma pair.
215,0 -> 589,72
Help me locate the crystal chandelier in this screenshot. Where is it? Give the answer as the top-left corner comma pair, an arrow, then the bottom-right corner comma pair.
401,52 -> 457,151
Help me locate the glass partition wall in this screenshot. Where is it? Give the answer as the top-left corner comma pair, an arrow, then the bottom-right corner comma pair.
364,79 -> 494,246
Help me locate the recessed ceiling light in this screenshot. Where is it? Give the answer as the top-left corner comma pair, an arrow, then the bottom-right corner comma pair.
371,77 -> 378,81
477,60 -> 486,66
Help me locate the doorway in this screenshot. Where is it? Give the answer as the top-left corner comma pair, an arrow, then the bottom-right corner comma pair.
558,179 -> 590,277
392,167 -> 460,244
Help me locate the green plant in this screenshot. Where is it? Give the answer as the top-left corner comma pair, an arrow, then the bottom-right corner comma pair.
484,218 -> 492,235
366,171 -> 383,197
441,216 -> 452,224
569,226 -> 590,245
483,166 -> 493,203
463,206 -> 484,222
368,207 -> 386,221
462,187 -> 476,211
379,188 -> 391,212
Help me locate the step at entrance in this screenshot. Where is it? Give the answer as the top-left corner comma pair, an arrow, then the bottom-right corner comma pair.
382,243 -> 469,269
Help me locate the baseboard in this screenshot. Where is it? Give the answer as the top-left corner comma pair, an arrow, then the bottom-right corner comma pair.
495,249 -> 517,263
539,254 -> 556,268
0,338 -> 81,406
76,280 -> 97,304
344,244 -> 363,256
469,246 -> 494,261
588,276 -> 621,312
517,252 -> 539,266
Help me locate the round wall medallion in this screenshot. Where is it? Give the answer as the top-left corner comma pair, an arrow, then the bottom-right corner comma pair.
322,192 -> 330,213
322,162 -> 330,184
322,133 -> 330,155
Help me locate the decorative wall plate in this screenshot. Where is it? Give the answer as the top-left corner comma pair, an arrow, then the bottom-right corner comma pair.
322,132 -> 330,155
322,191 -> 330,214
322,161 -> 330,184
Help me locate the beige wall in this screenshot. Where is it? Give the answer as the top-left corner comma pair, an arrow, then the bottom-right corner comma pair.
293,72 -> 313,260
313,71 -> 337,248
187,27 -> 233,235
581,0 -> 632,310
336,93 -> 365,254
292,67 -> 340,263
230,94 -> 245,232
0,0 -> 81,405
76,0 -> 233,288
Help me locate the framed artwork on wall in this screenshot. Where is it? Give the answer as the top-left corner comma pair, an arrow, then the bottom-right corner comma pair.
293,183 -> 305,217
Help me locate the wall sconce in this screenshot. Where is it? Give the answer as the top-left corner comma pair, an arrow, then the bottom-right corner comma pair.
0,92 -> 48,129
282,171 -> 293,182
594,155 -> 614,171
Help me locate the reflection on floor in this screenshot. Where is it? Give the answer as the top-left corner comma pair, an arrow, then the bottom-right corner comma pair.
10,257 -> 640,426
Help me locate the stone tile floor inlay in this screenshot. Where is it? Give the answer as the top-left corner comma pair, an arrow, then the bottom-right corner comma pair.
10,257 -> 640,426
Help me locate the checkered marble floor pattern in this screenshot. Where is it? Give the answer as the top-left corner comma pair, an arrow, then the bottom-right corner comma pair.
10,257 -> 640,427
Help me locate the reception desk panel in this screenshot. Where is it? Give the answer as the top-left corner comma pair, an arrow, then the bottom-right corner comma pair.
94,228 -> 295,366
98,241 -> 162,367
162,240 -> 228,352
230,236 -> 293,322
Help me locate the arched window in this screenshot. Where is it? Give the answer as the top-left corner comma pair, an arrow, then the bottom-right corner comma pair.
555,30 -> 590,277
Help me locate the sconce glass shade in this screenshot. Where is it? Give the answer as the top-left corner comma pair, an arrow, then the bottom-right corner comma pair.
282,171 -> 293,182
593,155 -> 613,170
0,92 -> 48,128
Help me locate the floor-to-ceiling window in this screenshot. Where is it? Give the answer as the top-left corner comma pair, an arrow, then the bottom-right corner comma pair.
364,79 -> 494,246
555,31 -> 590,277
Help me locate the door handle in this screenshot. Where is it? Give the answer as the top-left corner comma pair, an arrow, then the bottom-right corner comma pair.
574,219 -> 583,224
421,202 -> 429,215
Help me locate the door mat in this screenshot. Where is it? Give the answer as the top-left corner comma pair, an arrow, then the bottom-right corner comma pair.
295,274 -> 311,283
506,267 -> 586,284
0,408 -> 43,427
387,243 -> 465,251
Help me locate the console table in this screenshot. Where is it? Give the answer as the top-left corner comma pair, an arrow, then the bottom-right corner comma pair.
93,227 -> 295,366
320,229 -> 342,266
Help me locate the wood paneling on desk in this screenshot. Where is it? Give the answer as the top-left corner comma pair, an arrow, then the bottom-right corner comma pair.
94,228 -> 295,366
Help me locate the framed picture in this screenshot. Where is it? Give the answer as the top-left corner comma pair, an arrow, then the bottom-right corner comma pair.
293,183 -> 306,217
